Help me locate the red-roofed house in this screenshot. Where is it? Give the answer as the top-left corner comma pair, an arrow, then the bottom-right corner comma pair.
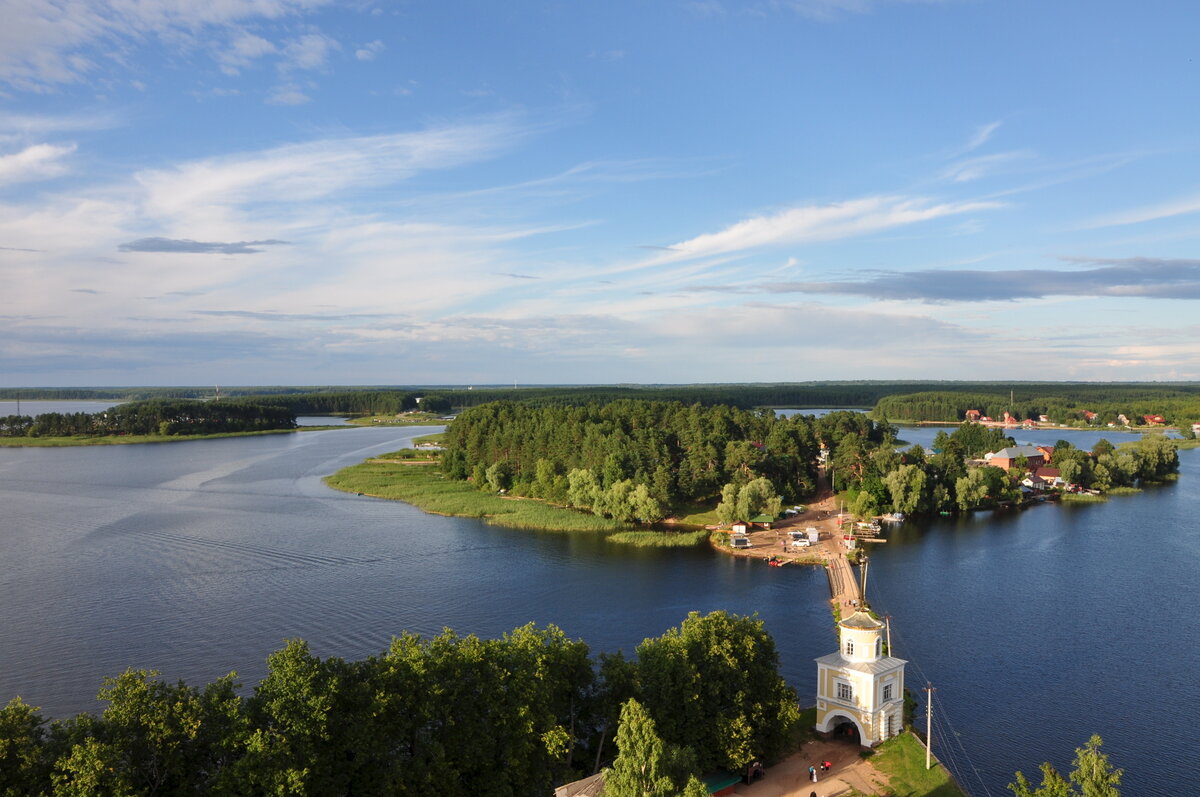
965,409 -> 982,421
1034,467 -> 1065,488
1143,414 -> 1165,426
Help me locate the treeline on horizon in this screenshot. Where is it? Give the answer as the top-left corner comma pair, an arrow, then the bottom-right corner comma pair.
8,380 -> 1200,415
875,389 -> 1200,432
0,612 -> 799,797
0,399 -> 296,438
438,400 -> 838,523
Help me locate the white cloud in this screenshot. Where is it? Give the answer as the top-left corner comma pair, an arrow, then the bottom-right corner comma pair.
0,111 -> 120,135
1081,192 -> 1200,229
769,0 -> 951,21
639,195 -> 1001,266
216,31 -> 277,75
962,121 -> 1001,153
281,33 -> 338,71
355,40 -> 385,61
940,150 -> 1033,183
0,0 -> 331,89
133,115 -> 531,218
266,86 -> 312,105
0,143 -> 76,184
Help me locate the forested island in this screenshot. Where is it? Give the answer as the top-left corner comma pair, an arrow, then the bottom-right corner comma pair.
0,399 -> 296,441
0,612 -> 799,796
323,398 -> 1182,535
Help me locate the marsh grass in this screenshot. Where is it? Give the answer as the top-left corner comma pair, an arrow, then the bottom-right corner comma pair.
413,432 -> 446,445
606,530 -> 710,547
1061,492 -> 1107,504
324,461 -> 628,532
869,731 -> 967,797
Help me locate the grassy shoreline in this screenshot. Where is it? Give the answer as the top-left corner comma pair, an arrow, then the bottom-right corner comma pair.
0,427 -> 343,447
867,731 -> 967,797
323,459 -> 632,532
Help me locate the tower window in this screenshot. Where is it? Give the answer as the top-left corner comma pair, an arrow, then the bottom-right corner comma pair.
844,639 -> 854,656
837,682 -> 852,701
883,684 -> 893,701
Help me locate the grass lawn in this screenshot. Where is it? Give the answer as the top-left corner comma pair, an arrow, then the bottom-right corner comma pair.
672,499 -> 720,527
323,460 -> 629,532
867,732 -> 967,797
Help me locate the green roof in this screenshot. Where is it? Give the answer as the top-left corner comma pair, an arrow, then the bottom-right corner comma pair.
750,514 -> 775,523
701,771 -> 741,791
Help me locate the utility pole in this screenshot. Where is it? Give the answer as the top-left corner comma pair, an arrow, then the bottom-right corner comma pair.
925,682 -> 936,770
859,554 -> 869,607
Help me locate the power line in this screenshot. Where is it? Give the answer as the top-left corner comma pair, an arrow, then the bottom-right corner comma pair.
867,588 -> 995,797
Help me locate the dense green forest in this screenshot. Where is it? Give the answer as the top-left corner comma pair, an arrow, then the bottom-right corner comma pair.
874,389 -> 1200,433
439,400 -> 822,523
0,399 -> 295,438
0,612 -> 797,797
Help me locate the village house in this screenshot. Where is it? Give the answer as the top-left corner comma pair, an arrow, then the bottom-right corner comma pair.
1033,466 -> 1065,488
1021,473 -> 1047,491
965,409 -> 982,421
985,445 -> 1046,470
1143,414 -> 1166,426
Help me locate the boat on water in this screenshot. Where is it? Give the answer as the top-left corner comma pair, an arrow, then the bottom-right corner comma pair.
880,512 -> 905,523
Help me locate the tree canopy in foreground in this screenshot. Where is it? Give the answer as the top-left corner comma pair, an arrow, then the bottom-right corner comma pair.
0,612 -> 799,796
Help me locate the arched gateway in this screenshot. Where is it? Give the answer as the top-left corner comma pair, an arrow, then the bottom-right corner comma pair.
814,609 -> 906,748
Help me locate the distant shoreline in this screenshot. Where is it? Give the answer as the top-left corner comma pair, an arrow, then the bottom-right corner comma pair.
0,426 -> 346,447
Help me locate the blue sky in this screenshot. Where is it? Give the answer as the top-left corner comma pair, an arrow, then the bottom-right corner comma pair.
2,0 -> 1199,386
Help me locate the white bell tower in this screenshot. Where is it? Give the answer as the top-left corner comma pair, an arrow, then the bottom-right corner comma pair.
814,609 -> 906,747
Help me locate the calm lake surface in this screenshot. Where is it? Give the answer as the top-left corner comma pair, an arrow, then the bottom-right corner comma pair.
0,423 -> 1194,796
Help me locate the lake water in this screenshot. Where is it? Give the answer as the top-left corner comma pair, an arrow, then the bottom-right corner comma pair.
0,424 -> 1193,796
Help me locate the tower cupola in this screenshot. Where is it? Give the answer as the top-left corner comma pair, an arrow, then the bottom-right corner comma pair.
838,609 -> 884,663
